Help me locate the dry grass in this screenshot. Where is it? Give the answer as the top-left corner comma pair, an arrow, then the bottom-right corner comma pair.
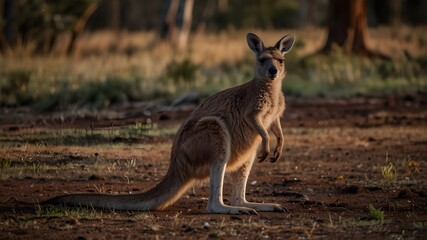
3,27 -> 425,78
1,27 -> 426,110
0,125 -> 173,180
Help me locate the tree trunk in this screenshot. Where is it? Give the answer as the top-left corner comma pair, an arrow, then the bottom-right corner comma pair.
159,0 -> 194,50
321,0 -> 388,58
177,0 -> 194,50
2,0 -> 14,51
66,3 -> 98,56
299,0 -> 317,28
111,0 -> 121,32
196,0 -> 216,32
159,0 -> 180,42
389,0 -> 402,26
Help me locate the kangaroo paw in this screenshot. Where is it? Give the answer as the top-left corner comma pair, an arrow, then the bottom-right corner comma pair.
235,202 -> 287,213
207,204 -> 258,215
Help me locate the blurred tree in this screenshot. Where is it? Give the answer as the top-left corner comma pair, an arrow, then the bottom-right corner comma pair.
2,0 -> 14,50
159,0 -> 194,50
111,0 -> 121,32
389,0 -> 402,26
177,0 -> 194,50
0,0 -> 97,55
66,2 -> 98,55
321,0 -> 388,58
195,0 -> 217,32
299,0 -> 318,27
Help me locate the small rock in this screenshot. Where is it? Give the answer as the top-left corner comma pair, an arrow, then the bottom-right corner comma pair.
88,174 -> 105,181
203,222 -> 210,229
339,185 -> 360,194
172,92 -> 201,107
181,224 -> 192,232
396,189 -> 418,199
367,137 -> 376,142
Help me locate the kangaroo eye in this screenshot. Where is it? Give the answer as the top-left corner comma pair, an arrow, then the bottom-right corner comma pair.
278,59 -> 284,64
258,58 -> 265,64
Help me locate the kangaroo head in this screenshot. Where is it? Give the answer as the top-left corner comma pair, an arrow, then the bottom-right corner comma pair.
247,33 -> 295,81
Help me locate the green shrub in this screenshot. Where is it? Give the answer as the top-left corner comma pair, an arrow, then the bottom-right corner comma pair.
166,58 -> 199,87
0,70 -> 32,106
0,158 -> 12,170
368,204 -> 384,222
283,49 -> 426,97
1,71 -> 145,111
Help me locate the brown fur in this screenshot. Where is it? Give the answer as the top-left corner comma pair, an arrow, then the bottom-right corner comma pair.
42,33 -> 295,214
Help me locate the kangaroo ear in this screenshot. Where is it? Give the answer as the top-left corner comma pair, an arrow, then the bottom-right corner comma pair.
247,33 -> 265,56
274,34 -> 295,55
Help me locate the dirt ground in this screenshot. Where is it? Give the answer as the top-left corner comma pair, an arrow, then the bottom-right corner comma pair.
0,92 -> 426,239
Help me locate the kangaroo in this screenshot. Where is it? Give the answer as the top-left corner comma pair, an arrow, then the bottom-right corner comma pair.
42,33 -> 295,214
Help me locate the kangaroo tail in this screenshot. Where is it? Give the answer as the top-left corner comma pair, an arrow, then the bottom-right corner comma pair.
42,162 -> 192,211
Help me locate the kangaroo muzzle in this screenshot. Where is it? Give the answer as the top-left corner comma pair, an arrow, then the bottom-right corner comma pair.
267,66 -> 278,79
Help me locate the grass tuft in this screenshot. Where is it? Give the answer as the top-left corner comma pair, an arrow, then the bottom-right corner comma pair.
382,153 -> 397,182
35,205 -> 104,219
368,204 -> 384,222
0,158 -> 12,170
382,162 -> 397,181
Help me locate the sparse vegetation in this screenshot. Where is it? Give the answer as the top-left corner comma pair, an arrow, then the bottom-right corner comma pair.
0,124 -> 175,180
344,205 -> 385,227
0,124 -> 176,147
285,49 -> 426,97
414,222 -> 427,229
166,58 -> 200,88
382,162 -> 397,181
35,205 -> 104,219
133,212 -> 156,221
368,204 -> 385,222
0,123 -> 426,239
1,28 -> 426,111
0,158 -> 12,170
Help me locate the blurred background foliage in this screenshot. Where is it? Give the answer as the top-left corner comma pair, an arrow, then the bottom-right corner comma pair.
0,0 -> 426,111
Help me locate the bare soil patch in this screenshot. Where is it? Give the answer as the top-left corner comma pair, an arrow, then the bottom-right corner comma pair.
0,93 -> 426,239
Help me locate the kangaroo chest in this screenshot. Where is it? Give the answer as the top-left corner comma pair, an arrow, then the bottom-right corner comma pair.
259,92 -> 285,127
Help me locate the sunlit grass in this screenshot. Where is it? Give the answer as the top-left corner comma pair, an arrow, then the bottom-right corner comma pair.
381,153 -> 397,182
0,124 -> 177,180
35,204 -> 105,219
343,205 -> 385,227
1,28 -> 426,111
0,123 -> 178,147
368,204 -> 385,222
382,162 -> 397,182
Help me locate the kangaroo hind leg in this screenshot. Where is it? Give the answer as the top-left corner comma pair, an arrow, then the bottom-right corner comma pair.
193,117 -> 257,215
207,159 -> 258,215
230,154 -> 286,212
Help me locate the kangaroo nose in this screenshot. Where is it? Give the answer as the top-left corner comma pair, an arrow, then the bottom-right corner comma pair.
268,66 -> 277,76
